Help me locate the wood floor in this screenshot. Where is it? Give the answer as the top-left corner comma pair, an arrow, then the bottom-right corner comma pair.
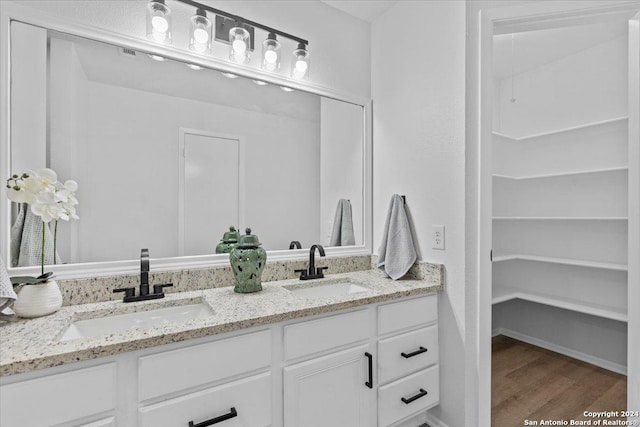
492,335 -> 627,427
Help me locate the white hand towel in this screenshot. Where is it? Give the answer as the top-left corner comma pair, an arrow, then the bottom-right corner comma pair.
329,199 -> 355,246
377,194 -> 417,280
0,258 -> 17,313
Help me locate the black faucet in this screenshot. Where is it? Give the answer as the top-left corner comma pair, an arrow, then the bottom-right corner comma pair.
113,248 -> 173,303
289,241 -> 302,249
295,244 -> 328,280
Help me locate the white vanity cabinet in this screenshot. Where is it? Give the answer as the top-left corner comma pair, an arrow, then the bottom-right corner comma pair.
0,363 -> 117,427
0,293 -> 439,427
377,296 -> 440,427
283,309 -> 375,427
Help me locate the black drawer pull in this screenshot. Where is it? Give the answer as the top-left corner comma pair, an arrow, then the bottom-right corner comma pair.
188,407 -> 237,427
365,352 -> 373,389
401,388 -> 428,404
401,346 -> 428,358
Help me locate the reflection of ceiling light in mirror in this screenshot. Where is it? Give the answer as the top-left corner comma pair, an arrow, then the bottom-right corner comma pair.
148,54 -> 167,61
280,86 -> 295,92
221,72 -> 238,79
253,80 -> 268,86
186,63 -> 203,70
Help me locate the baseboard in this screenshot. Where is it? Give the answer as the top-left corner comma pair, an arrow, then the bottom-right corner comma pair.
492,327 -> 503,337
497,328 -> 627,375
424,412 -> 449,427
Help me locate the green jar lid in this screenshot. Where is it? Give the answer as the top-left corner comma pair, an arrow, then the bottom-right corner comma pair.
221,226 -> 240,243
238,227 -> 262,248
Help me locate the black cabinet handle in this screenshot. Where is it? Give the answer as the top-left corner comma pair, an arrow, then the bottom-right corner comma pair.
401,346 -> 428,359
401,388 -> 428,404
188,407 -> 237,427
365,352 -> 373,389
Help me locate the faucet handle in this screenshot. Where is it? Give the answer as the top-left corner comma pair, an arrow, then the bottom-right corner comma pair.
316,266 -> 328,277
294,269 -> 308,278
114,287 -> 136,299
153,283 -> 173,295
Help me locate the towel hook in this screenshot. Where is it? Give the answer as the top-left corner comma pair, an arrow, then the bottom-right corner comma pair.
401,195 -> 406,204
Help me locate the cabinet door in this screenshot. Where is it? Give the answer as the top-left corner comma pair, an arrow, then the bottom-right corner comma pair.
284,344 -> 373,427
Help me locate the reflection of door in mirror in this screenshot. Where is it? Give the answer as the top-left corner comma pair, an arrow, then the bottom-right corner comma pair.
179,130 -> 241,256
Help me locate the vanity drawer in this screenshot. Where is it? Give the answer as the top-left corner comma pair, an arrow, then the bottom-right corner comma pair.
77,417 -> 116,427
139,372 -> 271,427
284,309 -> 371,361
138,330 -> 271,401
378,295 -> 437,336
378,365 -> 440,427
0,363 -> 116,427
378,325 -> 438,384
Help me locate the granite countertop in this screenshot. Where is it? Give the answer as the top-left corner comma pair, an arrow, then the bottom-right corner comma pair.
0,269 -> 443,377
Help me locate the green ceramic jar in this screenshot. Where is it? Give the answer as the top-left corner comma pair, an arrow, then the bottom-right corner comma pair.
216,226 -> 240,254
229,228 -> 267,293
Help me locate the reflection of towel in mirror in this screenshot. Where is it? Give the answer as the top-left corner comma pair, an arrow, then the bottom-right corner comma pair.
329,199 -> 355,246
376,194 -> 417,280
0,258 -> 17,314
10,203 -> 60,268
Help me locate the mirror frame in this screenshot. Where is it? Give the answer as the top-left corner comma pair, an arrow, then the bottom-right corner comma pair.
0,2 -> 372,279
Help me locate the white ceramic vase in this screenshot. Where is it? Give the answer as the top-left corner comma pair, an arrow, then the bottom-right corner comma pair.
13,280 -> 63,318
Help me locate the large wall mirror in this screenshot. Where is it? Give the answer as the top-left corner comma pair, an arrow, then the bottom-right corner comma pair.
4,19 -> 369,274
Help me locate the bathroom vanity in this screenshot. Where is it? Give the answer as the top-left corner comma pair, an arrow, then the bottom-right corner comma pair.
0,271 -> 442,427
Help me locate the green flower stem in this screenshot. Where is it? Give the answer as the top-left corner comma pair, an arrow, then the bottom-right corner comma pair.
41,220 -> 45,276
54,220 -> 58,265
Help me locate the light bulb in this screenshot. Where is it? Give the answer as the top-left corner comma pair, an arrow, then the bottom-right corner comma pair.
291,43 -> 310,79
151,15 -> 169,33
221,72 -> 238,79
147,0 -> 172,43
229,25 -> 250,64
280,86 -> 294,92
193,28 -> 209,44
148,54 -> 167,61
261,33 -> 281,72
264,50 -> 278,64
295,59 -> 308,74
186,63 -> 203,70
253,80 -> 268,86
232,39 -> 247,54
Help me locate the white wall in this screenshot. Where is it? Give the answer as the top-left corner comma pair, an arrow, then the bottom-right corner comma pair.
10,0 -> 371,99
494,35 -> 628,136
372,2 -> 466,426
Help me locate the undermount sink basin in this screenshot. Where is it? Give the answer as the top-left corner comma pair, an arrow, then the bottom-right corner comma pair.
58,301 -> 214,342
284,281 -> 371,299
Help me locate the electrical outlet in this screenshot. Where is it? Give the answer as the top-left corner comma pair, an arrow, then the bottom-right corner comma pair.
432,225 -> 445,250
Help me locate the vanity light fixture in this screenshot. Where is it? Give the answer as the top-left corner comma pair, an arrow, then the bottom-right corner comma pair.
262,33 -> 281,72
291,43 -> 310,80
146,0 -> 172,43
163,0 -> 310,76
189,8 -> 212,54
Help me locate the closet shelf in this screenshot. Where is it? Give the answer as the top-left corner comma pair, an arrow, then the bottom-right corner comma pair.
493,216 -> 628,221
492,166 -> 628,180
492,254 -> 627,271
492,286 -> 627,322
492,116 -> 629,142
